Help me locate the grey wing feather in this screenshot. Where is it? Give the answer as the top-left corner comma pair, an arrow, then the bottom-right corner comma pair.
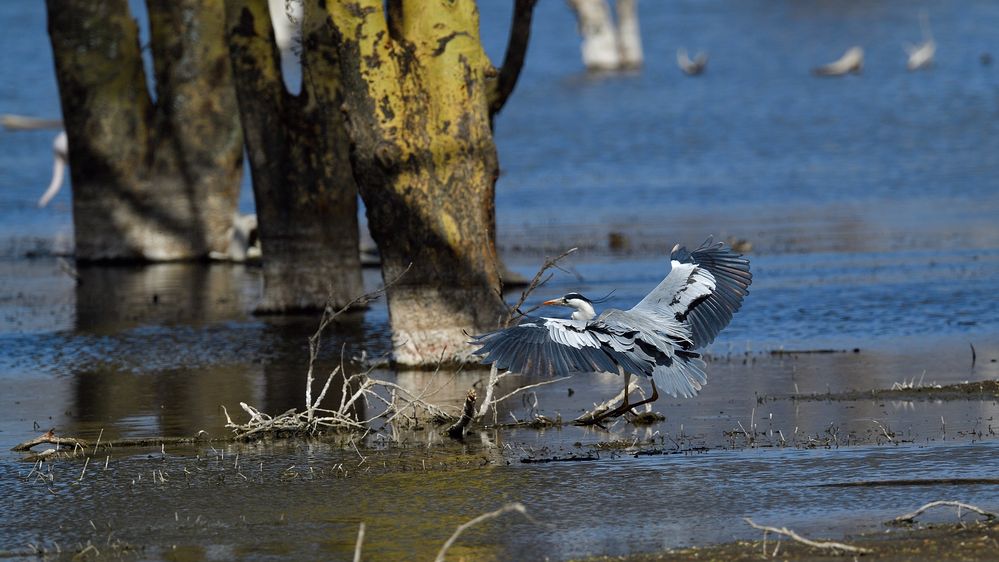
469,317 -> 621,376
630,236 -> 751,349
652,350 -> 707,398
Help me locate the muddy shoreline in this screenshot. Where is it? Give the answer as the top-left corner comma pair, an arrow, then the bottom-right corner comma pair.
582,520 -> 999,562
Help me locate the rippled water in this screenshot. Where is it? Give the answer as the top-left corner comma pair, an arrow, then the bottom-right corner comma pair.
3,1 -> 999,559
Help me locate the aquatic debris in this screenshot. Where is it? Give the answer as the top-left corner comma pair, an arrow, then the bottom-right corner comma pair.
890,371 -> 941,391
446,389 -> 477,439
890,500 -> 997,525
520,453 -> 599,464
744,517 -> 872,554
11,428 -> 212,460
11,428 -> 89,452
822,478 -> 999,488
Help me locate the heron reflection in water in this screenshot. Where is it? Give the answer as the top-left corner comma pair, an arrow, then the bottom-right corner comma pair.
470,238 -> 751,424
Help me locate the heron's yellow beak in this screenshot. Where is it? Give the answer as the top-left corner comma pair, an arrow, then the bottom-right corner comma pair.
542,298 -> 562,306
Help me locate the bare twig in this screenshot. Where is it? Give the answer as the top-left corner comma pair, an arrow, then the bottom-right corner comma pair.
476,364 -> 502,421
869,419 -> 894,442
490,376 -> 572,407
306,264 -> 411,415
488,0 -> 539,118
434,503 -> 529,562
353,522 -> 365,562
506,247 -> 578,325
744,518 -> 871,554
891,500 -> 998,524
225,267 -> 428,438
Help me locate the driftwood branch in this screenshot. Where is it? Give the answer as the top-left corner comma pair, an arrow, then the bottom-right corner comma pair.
446,389 -> 478,439
506,247 -> 578,325
11,429 -> 88,452
434,503 -> 529,562
12,428 -> 214,456
574,379 -> 641,424
744,517 -> 872,555
891,500 -> 998,524
489,0 -> 538,117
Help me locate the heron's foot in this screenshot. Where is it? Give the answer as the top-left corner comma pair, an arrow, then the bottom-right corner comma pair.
624,410 -> 666,425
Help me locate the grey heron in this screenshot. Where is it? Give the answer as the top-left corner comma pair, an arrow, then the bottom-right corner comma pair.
469,237 -> 751,423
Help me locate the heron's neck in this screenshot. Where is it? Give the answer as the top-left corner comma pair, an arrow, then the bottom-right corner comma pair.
571,302 -> 596,321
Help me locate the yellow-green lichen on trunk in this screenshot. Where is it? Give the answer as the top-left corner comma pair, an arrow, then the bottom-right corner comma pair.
47,0 -> 242,261
322,0 -> 509,365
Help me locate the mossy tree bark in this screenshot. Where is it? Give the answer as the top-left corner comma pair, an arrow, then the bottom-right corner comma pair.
225,0 -> 363,312
320,0 -> 537,366
46,0 -> 243,262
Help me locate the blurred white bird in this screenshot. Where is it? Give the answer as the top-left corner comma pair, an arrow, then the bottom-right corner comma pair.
813,47 -> 863,76
38,131 -> 68,208
905,11 -> 935,71
676,48 -> 708,76
209,213 -> 261,262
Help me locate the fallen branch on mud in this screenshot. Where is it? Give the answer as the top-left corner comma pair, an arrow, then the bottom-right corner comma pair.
890,500 -> 998,524
744,517 -> 872,555
573,379 -> 644,425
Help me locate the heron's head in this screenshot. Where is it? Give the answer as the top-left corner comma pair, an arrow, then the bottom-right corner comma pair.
543,292 -> 596,321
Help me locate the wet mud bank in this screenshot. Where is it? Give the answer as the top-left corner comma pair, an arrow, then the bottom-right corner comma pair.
583,519 -> 999,562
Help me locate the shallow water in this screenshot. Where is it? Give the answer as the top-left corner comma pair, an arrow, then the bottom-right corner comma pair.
4,439 -> 999,560
3,0 -> 999,559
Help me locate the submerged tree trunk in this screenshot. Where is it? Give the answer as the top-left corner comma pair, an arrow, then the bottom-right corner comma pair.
46,0 -> 243,261
225,0 -> 363,312
567,0 -> 621,71
566,0 -> 643,72
321,1 -> 536,366
615,0 -> 643,69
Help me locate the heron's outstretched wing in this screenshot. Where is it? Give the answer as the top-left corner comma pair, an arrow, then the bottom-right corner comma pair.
469,317 -> 623,377
597,309 -> 708,398
630,236 -> 751,348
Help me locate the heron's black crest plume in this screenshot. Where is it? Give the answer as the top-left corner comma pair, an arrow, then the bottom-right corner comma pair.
588,290 -> 617,304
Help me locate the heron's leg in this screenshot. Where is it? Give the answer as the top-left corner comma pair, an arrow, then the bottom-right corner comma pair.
623,378 -> 659,415
620,368 -> 631,410
582,369 -> 636,424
